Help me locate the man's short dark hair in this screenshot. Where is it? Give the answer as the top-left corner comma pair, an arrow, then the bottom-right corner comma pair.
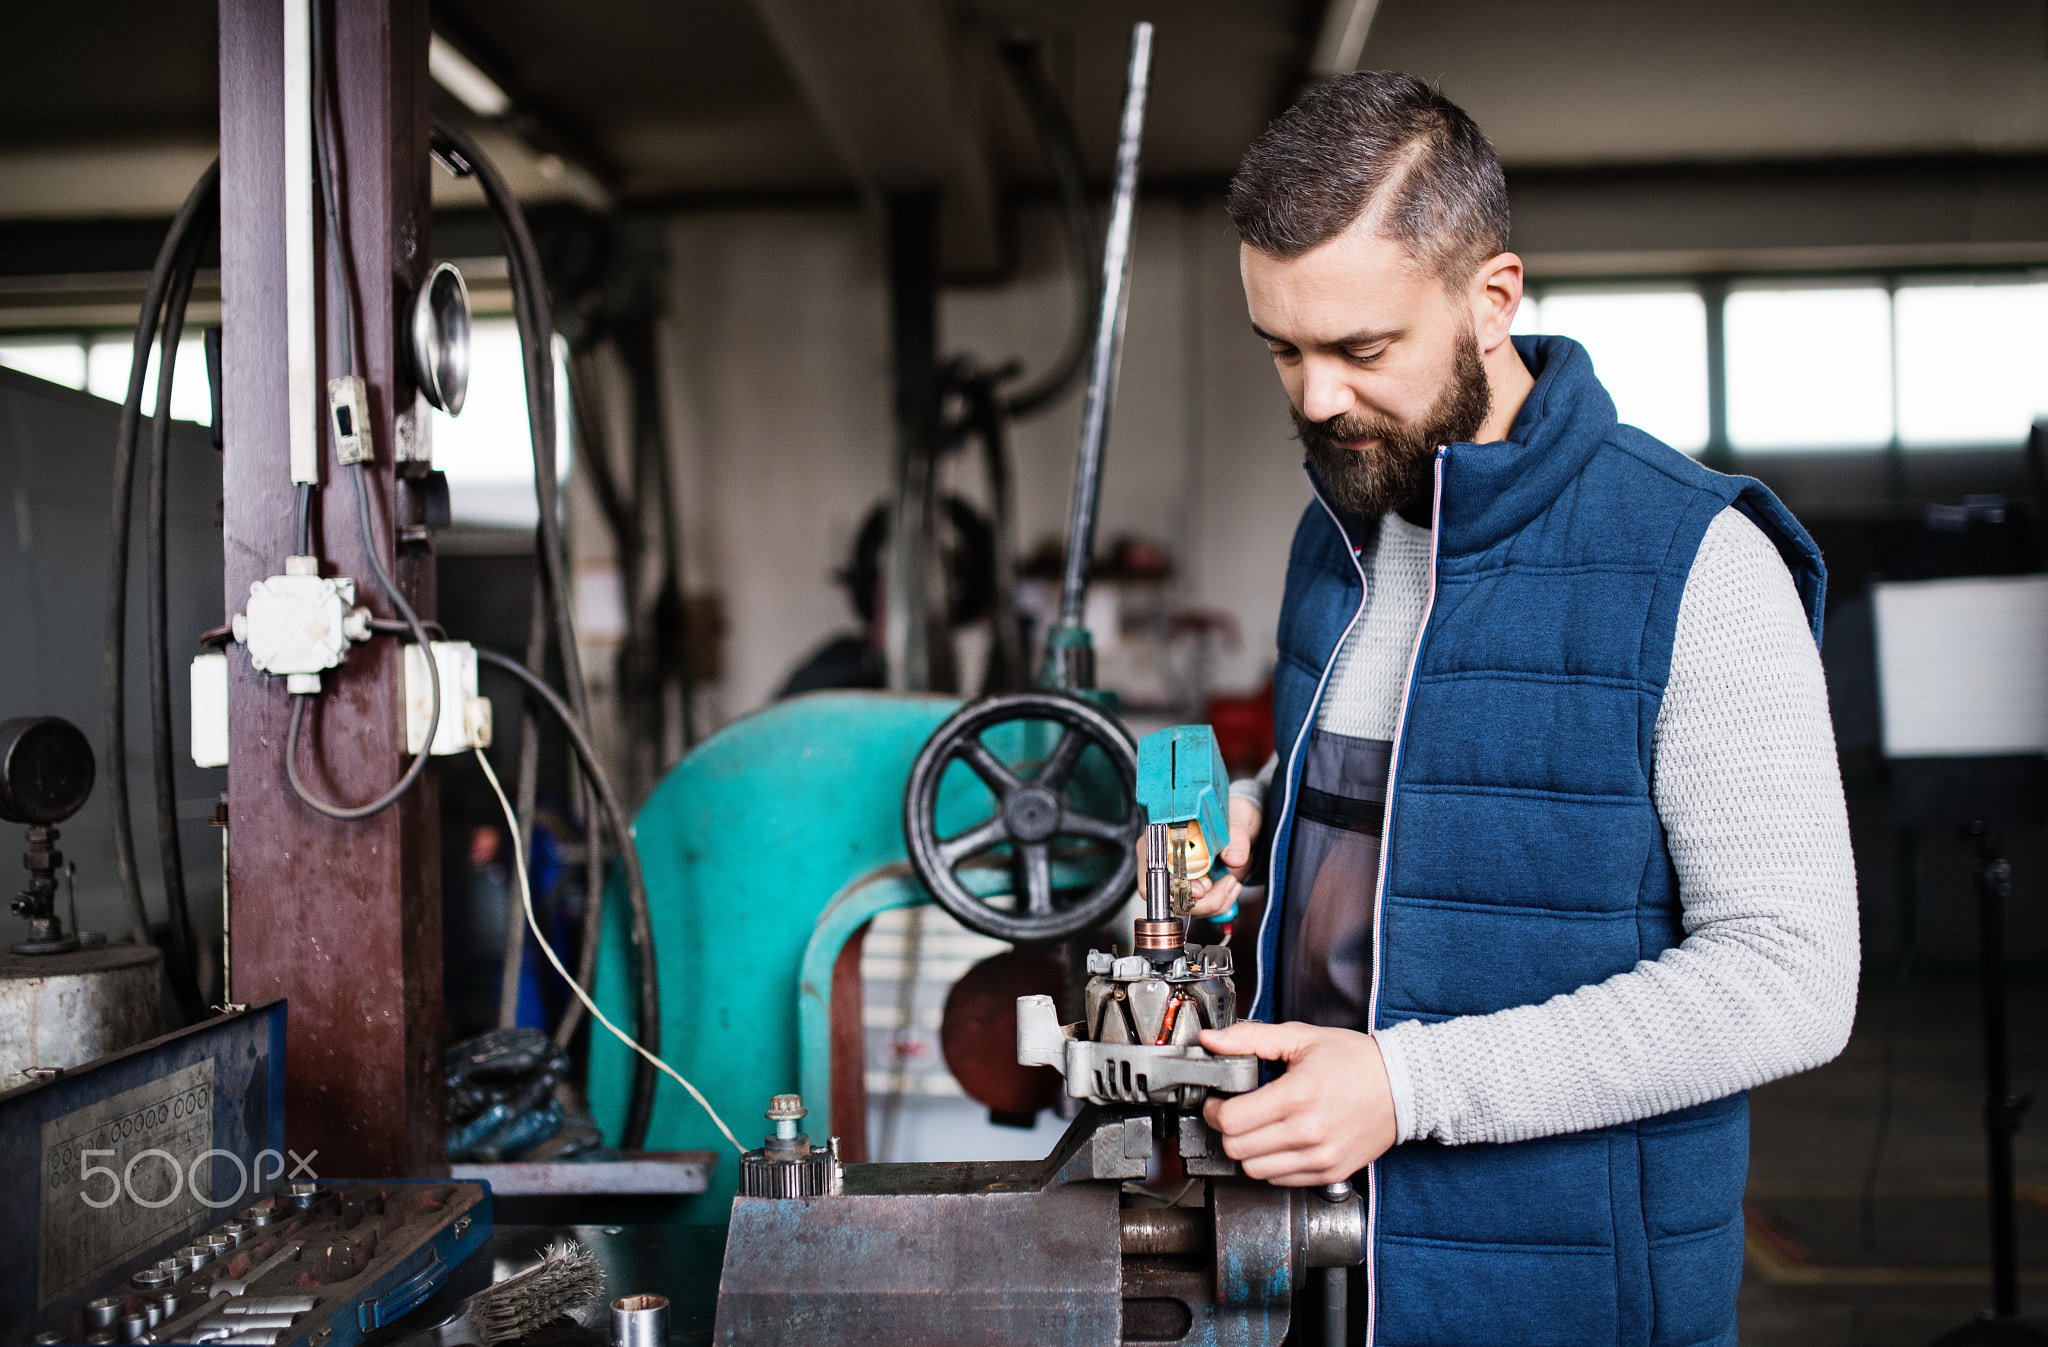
1227,71 -> 1509,289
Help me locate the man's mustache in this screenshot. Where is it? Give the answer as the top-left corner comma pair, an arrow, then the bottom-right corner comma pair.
1299,412 -> 1395,448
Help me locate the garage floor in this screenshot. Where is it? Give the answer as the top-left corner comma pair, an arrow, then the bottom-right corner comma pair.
1740,973 -> 2048,1345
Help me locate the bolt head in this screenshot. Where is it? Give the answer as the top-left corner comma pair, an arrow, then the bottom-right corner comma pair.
767,1094 -> 807,1122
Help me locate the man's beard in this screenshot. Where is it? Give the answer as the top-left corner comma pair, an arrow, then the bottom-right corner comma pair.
1293,328 -> 1492,519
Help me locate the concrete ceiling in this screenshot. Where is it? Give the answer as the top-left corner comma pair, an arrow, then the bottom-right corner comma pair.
0,0 -> 2040,227
1369,0 -> 2048,166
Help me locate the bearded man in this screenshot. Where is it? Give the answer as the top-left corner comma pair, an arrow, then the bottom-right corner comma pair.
1181,73 -> 1859,1346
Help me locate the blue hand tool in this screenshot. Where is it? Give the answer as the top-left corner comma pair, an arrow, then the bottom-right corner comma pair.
1136,725 -> 1231,915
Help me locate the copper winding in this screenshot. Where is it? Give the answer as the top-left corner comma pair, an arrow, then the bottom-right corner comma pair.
1153,992 -> 1188,1045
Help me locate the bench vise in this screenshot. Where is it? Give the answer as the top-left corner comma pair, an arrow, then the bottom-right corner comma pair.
712,727 -> 1364,1344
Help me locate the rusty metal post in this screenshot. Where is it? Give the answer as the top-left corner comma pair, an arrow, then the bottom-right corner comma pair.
219,0 -> 442,1177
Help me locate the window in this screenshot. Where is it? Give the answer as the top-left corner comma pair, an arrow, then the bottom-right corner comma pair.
0,338 -> 87,391
0,334 -> 214,425
430,319 -> 571,527
88,336 -> 214,424
1894,280 -> 2048,447
1725,285 -> 1893,451
1,318 -> 567,527
1526,289 -> 1709,453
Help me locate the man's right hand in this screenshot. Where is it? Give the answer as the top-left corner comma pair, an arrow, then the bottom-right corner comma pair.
1134,796 -> 1262,919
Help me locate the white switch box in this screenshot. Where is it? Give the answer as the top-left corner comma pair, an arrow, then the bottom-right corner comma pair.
404,640 -> 492,756
189,651 -> 229,768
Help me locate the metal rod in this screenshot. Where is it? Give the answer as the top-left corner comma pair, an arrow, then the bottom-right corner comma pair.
1054,20 -> 1152,631
283,0 -> 317,486
1144,822 -> 1171,922
1967,822 -> 2023,1319
883,190 -> 941,691
1322,1265 -> 1348,1347
220,827 -> 231,1006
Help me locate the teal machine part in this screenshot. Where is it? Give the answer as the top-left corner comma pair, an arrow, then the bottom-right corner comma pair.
588,689 -> 1121,1220
1136,724 -> 1231,879
588,692 -> 949,1220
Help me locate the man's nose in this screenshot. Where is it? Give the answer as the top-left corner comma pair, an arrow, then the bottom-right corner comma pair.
1299,363 -> 1356,424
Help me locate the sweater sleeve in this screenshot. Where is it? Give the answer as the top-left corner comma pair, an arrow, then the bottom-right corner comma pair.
1230,753 -> 1279,806
1372,507 -> 1860,1146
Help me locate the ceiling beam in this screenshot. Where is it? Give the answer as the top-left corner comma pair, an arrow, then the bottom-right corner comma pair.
748,0 -> 1001,277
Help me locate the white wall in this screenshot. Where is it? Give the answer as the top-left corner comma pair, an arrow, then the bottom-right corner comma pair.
637,196 -> 1308,728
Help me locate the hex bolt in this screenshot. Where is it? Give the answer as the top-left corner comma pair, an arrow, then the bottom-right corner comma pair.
766,1094 -> 807,1141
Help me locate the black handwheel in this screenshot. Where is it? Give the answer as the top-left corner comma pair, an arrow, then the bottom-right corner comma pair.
904,691 -> 1141,944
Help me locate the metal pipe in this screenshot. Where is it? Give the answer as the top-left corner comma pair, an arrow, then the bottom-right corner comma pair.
283,0 -> 316,485
1054,20 -> 1153,632
1120,1206 -> 1204,1255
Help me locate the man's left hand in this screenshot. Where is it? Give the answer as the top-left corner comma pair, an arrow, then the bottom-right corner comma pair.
1198,1021 -> 1398,1185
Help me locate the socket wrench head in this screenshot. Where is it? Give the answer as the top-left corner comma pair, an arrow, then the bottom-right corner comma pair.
611,1294 -> 669,1347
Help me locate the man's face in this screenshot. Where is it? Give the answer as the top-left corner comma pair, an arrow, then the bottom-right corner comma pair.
1242,225 -> 1494,518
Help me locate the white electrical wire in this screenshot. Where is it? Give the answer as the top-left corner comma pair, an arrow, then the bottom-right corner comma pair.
473,747 -> 745,1154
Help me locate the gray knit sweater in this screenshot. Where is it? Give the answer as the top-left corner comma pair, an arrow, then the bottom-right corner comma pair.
1234,506 -> 1860,1145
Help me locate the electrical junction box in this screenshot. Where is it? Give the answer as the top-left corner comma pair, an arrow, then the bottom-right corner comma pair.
233,557 -> 370,694
404,640 -> 491,756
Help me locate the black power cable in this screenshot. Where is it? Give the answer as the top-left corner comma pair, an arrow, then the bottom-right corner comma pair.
107,159 -> 218,985
283,462 -> 439,820
145,200 -> 213,1020
994,37 -> 1100,420
431,118 -> 657,1145
477,647 -> 660,1120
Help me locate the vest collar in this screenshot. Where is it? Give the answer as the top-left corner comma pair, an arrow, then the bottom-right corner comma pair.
1298,335 -> 1617,558
1439,334 -> 1616,556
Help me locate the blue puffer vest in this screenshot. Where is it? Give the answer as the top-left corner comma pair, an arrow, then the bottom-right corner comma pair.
1253,336 -> 1825,1347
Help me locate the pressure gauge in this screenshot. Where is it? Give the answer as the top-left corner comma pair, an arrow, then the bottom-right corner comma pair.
409,260 -> 472,415
0,716 -> 95,826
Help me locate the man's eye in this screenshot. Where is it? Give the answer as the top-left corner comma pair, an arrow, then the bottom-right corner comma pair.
1266,343 -> 1298,359
1345,347 -> 1385,365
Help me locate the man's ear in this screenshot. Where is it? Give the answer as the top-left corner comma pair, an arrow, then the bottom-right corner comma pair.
1468,252 -> 1524,352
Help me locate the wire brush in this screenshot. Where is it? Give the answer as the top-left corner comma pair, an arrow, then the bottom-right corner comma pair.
393,1241 -> 604,1347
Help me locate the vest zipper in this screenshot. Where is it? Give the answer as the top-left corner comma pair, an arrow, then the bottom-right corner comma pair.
1359,445 -> 1448,1347
1252,481 -> 1373,1017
